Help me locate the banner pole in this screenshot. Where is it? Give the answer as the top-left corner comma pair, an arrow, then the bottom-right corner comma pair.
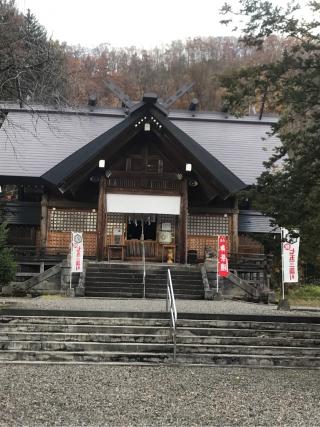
216,235 -> 219,293
281,228 -> 285,301
70,232 -> 73,291
216,267 -> 219,293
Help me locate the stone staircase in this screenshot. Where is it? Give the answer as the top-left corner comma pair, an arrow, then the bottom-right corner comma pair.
175,314 -> 320,367
85,263 -> 204,299
146,267 -> 203,299
85,264 -> 144,298
1,310 -> 320,367
0,311 -> 174,363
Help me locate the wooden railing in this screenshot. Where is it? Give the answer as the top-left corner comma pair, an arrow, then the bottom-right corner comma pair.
108,176 -> 181,192
125,240 -> 159,259
11,245 -> 69,260
228,252 -> 273,289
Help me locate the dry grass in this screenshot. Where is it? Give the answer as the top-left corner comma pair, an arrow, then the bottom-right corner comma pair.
287,285 -> 320,307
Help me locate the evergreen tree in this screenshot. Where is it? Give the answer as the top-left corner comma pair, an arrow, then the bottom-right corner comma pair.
0,215 -> 16,287
220,0 -> 320,262
0,0 -> 68,105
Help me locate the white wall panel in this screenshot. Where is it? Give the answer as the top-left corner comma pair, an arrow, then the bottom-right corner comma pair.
106,194 -> 181,215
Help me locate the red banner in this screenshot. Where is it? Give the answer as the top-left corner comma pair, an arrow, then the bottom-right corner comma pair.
218,235 -> 229,277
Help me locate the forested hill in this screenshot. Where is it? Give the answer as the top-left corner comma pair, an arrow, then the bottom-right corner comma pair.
66,35 -> 289,111
0,0 -> 290,112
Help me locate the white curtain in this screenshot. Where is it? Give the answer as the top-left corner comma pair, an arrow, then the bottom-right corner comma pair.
106,194 -> 181,215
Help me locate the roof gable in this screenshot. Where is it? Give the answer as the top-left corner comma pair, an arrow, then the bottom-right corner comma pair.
41,101 -> 246,198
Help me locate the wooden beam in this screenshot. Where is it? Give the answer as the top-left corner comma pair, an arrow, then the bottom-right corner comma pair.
189,207 -> 238,214
178,179 -> 188,264
106,187 -> 181,196
48,199 -> 97,209
96,176 -> 107,260
40,193 -> 48,250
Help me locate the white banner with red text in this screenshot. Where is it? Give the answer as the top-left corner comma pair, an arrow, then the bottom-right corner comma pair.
281,228 -> 300,283
71,232 -> 84,273
218,235 -> 229,277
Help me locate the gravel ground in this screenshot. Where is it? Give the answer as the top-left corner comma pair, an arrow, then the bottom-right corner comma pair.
0,365 -> 319,426
0,296 -> 319,317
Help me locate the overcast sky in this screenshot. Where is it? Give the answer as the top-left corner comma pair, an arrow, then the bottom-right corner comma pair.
16,0 -> 310,49
15,0 -> 244,48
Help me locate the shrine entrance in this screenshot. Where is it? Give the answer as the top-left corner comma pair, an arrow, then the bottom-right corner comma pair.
103,193 -> 182,262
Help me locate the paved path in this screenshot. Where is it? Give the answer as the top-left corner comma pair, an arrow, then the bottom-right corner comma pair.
1,365 -> 319,426
1,296 -> 319,317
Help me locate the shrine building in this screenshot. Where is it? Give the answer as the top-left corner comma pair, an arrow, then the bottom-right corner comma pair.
0,91 -> 280,271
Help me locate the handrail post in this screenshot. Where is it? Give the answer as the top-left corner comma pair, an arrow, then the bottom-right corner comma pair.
173,330 -> 177,363
141,217 -> 146,299
166,268 -> 177,363
166,280 -> 169,312
142,240 -> 146,298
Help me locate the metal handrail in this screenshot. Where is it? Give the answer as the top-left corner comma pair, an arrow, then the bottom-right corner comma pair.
140,217 -> 146,299
142,240 -> 146,298
166,269 -> 177,362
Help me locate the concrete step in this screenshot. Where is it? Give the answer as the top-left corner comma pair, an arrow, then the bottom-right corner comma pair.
175,353 -> 320,368
87,263 -> 199,271
84,286 -> 143,293
0,350 -> 173,363
147,273 -> 201,279
146,288 -> 204,293
84,291 -> 143,298
86,272 -> 142,281
177,327 -> 320,339
175,343 -> 320,357
85,284 -> 144,290
146,277 -> 202,283
2,332 -> 319,348
86,265 -> 143,270
0,332 -> 172,344
1,316 -> 170,326
84,285 -> 203,292
85,278 -> 143,284
0,324 -> 171,335
84,292 -> 203,299
176,319 -> 320,332
177,335 -> 320,347
0,340 -> 173,353
145,280 -> 203,287
145,293 -> 203,300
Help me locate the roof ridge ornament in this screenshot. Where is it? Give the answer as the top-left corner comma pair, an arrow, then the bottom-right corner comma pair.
105,79 -> 195,113
105,79 -> 134,112
161,82 -> 195,109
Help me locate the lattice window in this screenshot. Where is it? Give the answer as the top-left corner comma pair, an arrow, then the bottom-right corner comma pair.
49,209 -> 97,232
187,236 -> 218,259
106,213 -> 126,244
188,215 -> 229,236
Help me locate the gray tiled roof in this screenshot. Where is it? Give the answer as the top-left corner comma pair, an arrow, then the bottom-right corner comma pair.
172,119 -> 279,185
0,110 -> 123,177
0,106 -> 280,185
239,210 -> 280,234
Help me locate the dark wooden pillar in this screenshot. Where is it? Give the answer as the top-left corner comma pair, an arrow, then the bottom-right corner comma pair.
178,179 -> 188,264
232,196 -> 239,253
96,176 -> 107,260
40,192 -> 48,251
